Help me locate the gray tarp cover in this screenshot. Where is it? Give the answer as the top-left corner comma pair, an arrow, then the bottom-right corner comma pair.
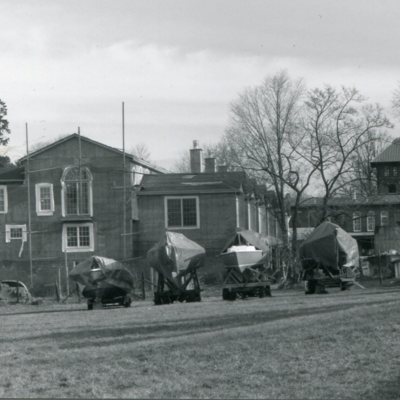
146,231 -> 206,278
0,280 -> 32,303
69,256 -> 134,292
221,229 -> 269,253
299,222 -> 359,268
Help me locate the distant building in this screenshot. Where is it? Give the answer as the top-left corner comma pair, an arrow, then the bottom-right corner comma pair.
136,141 -> 284,267
292,137 -> 400,257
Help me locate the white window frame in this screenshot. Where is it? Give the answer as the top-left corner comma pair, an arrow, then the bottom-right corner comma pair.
0,185 -> 8,214
164,196 -> 200,229
35,183 -> 54,216
367,211 -> 375,232
5,224 -> 27,243
353,212 -> 361,233
381,210 -> 389,227
62,223 -> 94,252
61,166 -> 93,217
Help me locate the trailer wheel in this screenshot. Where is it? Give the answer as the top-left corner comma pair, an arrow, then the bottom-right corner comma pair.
265,286 -> 272,297
154,293 -> 162,305
305,280 -> 316,295
340,282 -> 348,291
222,289 -> 229,300
123,296 -> 132,307
87,300 -> 94,310
162,293 -> 172,304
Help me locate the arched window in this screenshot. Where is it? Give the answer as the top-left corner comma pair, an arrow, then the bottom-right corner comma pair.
61,166 -> 93,216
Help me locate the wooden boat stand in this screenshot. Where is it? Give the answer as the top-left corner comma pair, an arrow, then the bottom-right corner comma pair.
154,268 -> 201,305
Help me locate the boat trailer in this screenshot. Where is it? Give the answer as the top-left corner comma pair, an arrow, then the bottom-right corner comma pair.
222,266 -> 271,301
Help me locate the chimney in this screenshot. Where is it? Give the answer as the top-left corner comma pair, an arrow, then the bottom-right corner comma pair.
190,140 -> 203,173
204,157 -> 216,173
217,165 -> 228,172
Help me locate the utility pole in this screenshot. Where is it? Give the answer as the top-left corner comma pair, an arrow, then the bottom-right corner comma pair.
25,123 -> 34,288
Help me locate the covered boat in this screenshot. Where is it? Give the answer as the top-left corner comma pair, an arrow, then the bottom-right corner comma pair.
69,256 -> 134,310
220,230 -> 269,272
299,221 -> 360,293
219,230 -> 271,301
146,231 -> 206,305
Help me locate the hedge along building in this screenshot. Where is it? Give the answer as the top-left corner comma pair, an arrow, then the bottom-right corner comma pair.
135,140 -> 284,272
0,133 -> 165,294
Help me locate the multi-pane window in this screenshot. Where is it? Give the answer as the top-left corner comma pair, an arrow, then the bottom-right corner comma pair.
35,183 -> 54,215
165,197 -> 199,228
353,212 -> 361,232
384,167 -> 390,177
367,211 -> 375,232
394,167 -> 398,176
10,227 -> 23,239
0,186 -> 8,213
381,210 -> 389,226
5,224 -> 27,242
63,223 -> 94,252
62,167 -> 92,216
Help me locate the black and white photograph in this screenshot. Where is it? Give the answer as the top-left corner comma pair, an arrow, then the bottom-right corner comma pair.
1,0 -> 400,398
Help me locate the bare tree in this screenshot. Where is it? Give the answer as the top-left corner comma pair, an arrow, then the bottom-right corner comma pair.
0,99 -> 10,146
301,86 -> 392,221
172,150 -> 190,172
226,71 -> 319,281
393,82 -> 400,118
339,130 -> 391,199
130,142 -> 151,161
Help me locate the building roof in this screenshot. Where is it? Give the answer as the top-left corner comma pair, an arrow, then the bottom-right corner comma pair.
139,171 -> 258,196
18,133 -> 168,173
0,166 -> 25,184
296,194 -> 400,208
371,138 -> 400,165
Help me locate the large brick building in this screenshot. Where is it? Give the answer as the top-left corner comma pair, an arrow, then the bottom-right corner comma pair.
0,133 -> 165,290
136,141 -> 284,264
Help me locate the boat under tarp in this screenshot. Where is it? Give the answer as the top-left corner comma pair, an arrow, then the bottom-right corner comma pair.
146,231 -> 206,304
299,222 -> 359,272
299,222 -> 360,293
69,256 -> 134,309
147,231 -> 206,279
220,229 -> 269,271
220,230 -> 271,300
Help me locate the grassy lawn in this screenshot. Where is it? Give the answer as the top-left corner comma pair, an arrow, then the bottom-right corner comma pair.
1,286 -> 400,399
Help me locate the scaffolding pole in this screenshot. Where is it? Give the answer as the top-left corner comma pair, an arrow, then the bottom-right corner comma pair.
122,102 -> 127,260
25,123 -> 34,288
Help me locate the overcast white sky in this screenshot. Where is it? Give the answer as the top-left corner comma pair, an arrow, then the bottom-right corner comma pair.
1,0 -> 399,168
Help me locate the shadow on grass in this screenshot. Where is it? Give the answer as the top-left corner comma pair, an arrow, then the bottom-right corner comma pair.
3,298 -> 398,350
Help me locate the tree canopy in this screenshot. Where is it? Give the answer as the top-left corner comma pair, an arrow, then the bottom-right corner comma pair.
0,99 -> 10,146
